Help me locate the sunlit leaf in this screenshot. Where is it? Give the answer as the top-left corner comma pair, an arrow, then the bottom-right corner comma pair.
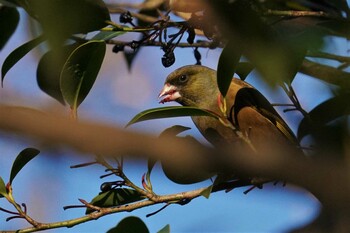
217,40 -> 242,97
0,176 -> 7,197
10,148 -> 40,183
157,224 -> 170,233
126,106 -> 219,127
1,35 -> 45,85
200,185 -> 213,199
107,216 -> 149,233
91,31 -> 126,41
60,40 -> 106,110
86,188 -> 145,214
297,93 -> 350,140
37,44 -> 79,104
0,6 -> 19,50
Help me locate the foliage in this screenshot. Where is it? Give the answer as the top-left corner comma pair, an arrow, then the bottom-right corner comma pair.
1,0 -> 350,232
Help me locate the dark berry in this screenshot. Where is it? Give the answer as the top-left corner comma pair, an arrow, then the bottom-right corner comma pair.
187,27 -> 195,44
194,47 -> 201,65
120,11 -> 133,24
100,182 -> 112,192
129,41 -> 139,50
161,51 -> 175,67
112,44 -> 125,53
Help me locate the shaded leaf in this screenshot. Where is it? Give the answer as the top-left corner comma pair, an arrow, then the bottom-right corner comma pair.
126,106 -> 219,127
159,125 -> 191,138
107,216 -> 149,233
60,40 -> 106,110
235,62 -> 254,81
19,0 -> 110,47
0,6 -> 19,50
1,35 -> 45,85
157,224 -> 170,233
0,1 -> 20,7
297,93 -> 350,140
86,188 -> 145,214
161,135 -> 215,184
10,148 -> 40,183
37,44 -> 80,104
0,176 -> 6,197
217,40 -> 242,97
91,31 -> 126,41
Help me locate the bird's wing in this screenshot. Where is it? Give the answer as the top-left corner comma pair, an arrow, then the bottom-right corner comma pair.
231,87 -> 298,146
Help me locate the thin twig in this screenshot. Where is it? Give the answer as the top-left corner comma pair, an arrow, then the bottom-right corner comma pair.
264,10 -> 335,18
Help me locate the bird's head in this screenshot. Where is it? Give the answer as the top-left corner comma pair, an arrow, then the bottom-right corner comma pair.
158,65 -> 218,108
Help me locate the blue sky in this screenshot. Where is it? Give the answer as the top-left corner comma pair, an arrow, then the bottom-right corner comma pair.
1,5 -> 343,232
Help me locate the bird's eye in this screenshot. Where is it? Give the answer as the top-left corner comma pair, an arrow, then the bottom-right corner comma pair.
179,75 -> 188,83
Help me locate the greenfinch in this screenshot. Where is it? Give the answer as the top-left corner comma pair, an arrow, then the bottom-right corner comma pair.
159,65 -> 299,158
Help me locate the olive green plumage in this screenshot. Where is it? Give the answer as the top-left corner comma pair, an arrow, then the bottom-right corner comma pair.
160,65 -> 299,154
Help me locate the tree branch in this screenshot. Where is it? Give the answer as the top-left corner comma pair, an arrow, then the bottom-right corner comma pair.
0,105 -> 349,212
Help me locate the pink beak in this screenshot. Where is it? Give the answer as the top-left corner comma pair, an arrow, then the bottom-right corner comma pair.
158,83 -> 181,104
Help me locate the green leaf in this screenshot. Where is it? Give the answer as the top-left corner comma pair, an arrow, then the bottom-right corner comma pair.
19,0 -> 110,48
200,185 -> 213,199
0,1 -> 20,7
1,35 -> 45,85
297,93 -> 350,140
161,135 -> 215,184
235,62 -> 254,81
86,188 -> 145,214
159,125 -> 191,138
157,224 -> 170,233
126,106 -> 219,127
60,40 -> 106,109
10,148 -> 40,183
107,216 -> 149,233
0,6 -> 19,50
217,40 -> 243,97
0,176 -> 7,197
37,44 -> 80,105
91,31 -> 126,41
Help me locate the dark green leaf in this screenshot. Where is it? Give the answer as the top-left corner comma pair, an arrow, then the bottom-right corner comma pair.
60,40 -> 106,110
10,148 -> 40,183
1,35 -> 45,85
107,216 -> 149,233
91,31 -> 126,41
19,0 -> 110,47
0,176 -> 7,197
235,62 -> 254,81
217,40 -> 242,97
0,1 -> 20,7
297,93 -> 350,140
86,188 -> 145,214
126,106 -> 219,127
37,44 -> 80,104
159,125 -> 191,138
161,135 -> 214,184
157,224 -> 170,233
0,6 -> 19,50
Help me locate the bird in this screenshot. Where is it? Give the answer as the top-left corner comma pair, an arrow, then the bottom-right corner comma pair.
158,65 -> 300,184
